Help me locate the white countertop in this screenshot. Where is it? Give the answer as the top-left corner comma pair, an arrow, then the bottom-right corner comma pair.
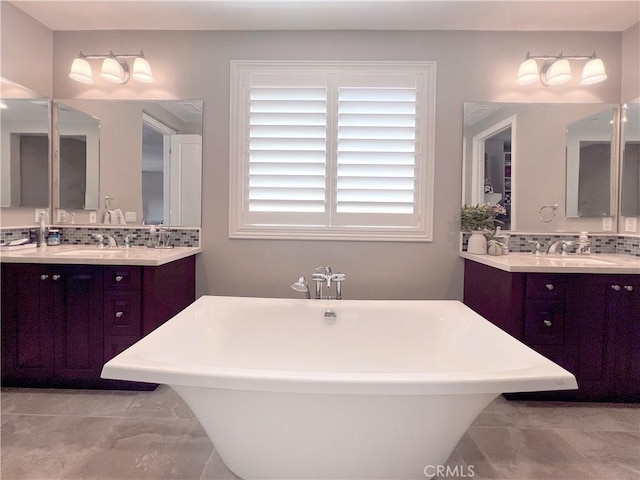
0,245 -> 201,266
460,252 -> 640,274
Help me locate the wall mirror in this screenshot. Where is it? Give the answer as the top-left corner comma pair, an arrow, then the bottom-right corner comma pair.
55,102 -> 100,211
620,103 -> 640,218
565,107 -> 617,218
54,99 -> 203,227
1,97 -> 50,209
463,102 -> 618,232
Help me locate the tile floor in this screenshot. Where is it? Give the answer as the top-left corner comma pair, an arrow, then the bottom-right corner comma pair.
1,386 -> 638,480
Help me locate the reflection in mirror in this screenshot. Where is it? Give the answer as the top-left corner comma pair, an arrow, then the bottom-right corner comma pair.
0,98 -> 50,208
463,103 -> 618,233
55,100 -> 203,227
565,107 -> 616,217
620,103 -> 640,217
56,102 -> 100,210
463,106 -> 514,229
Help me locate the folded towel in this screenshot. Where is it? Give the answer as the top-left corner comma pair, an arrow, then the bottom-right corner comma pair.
104,209 -> 127,225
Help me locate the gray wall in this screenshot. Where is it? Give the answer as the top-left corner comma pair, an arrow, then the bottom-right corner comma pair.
0,2 -> 53,98
622,22 -> 639,103
49,30 -> 623,301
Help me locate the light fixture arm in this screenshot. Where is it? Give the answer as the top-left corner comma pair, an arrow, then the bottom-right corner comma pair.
76,50 -> 148,60
524,51 -> 597,62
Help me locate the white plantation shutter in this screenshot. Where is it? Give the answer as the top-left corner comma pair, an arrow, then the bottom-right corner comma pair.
230,62 -> 436,241
248,86 -> 327,213
334,75 -> 421,228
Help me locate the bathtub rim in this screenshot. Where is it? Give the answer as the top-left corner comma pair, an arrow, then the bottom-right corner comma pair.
101,295 -> 578,395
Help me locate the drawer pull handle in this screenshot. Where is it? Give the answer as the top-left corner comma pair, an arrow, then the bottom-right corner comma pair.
40,274 -> 49,280
545,284 -> 554,291
543,319 -> 553,327
611,285 -> 621,291
52,275 -> 61,281
115,275 -> 124,282
115,311 -> 124,318
624,285 -> 634,292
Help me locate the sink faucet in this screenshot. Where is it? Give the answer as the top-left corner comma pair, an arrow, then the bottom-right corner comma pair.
547,240 -> 574,255
154,228 -> 173,249
91,233 -> 118,248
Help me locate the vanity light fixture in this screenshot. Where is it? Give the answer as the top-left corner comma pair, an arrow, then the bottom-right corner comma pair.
69,50 -> 154,85
516,52 -> 607,86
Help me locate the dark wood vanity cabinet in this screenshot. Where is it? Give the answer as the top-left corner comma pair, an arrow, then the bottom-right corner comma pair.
464,260 -> 640,401
1,256 -> 195,389
1,264 -> 104,386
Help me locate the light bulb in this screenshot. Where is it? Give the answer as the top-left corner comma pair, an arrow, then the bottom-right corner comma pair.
69,57 -> 94,84
543,59 -> 572,85
580,58 -> 607,85
516,59 -> 539,85
100,57 -> 126,83
132,57 -> 154,83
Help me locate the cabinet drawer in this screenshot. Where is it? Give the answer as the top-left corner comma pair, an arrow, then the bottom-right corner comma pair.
526,274 -> 566,299
104,291 -> 141,336
104,267 -> 141,291
524,299 -> 565,345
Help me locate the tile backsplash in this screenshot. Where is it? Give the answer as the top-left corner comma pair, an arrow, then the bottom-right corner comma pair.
461,232 -> 640,257
1,225 -> 200,248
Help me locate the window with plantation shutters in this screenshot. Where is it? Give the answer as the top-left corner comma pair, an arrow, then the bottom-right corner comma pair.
230,61 -> 436,241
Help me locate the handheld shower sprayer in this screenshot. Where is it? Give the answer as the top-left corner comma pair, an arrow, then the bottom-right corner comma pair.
290,276 -> 311,299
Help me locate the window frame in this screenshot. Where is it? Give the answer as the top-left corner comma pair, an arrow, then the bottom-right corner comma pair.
229,60 -> 437,242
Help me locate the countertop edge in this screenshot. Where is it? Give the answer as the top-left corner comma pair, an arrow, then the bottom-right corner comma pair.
0,246 -> 202,266
460,251 -> 640,274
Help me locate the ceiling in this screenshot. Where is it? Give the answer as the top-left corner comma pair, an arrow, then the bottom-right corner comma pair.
9,0 -> 640,32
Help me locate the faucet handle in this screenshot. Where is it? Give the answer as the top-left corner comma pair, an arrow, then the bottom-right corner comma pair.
91,233 -> 105,248
527,240 -> 543,255
124,234 -> 137,248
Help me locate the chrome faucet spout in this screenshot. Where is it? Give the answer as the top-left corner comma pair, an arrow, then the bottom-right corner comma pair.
91,233 -> 118,248
103,234 -> 118,248
309,266 -> 345,299
547,240 -> 574,255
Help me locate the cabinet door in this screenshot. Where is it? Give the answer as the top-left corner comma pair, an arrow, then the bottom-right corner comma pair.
1,265 -> 57,383
565,277 -> 610,397
54,266 -> 104,382
608,279 -> 640,398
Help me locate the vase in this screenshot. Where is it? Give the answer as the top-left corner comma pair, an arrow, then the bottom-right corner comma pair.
467,231 -> 487,254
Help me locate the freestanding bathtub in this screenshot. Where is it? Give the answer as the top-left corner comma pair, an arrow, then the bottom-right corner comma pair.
102,296 -> 577,480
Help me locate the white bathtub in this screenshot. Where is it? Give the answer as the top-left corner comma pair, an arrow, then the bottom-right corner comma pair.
102,296 -> 577,480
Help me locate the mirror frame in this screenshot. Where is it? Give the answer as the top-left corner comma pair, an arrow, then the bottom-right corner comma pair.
462,102 -> 622,233
51,99 -> 203,227
53,100 -> 101,214
618,102 -> 640,232
0,79 -> 51,222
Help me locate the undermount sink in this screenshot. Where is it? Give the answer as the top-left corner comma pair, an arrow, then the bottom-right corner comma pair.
53,249 -> 126,256
540,255 -> 616,265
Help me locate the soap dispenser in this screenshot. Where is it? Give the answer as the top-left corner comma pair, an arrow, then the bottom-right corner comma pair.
37,211 -> 48,248
577,231 -> 591,255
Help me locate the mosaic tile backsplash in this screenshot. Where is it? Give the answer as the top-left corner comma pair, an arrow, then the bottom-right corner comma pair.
1,226 -> 200,248
461,232 -> 640,257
